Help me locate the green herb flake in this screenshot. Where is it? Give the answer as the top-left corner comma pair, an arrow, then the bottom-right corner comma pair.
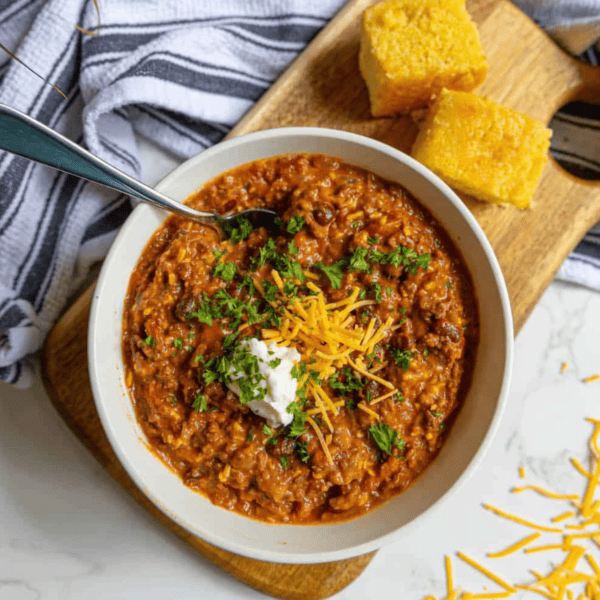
269,358 -> 282,369
213,261 -> 237,281
141,335 -> 156,347
371,282 -> 382,303
286,215 -> 305,235
187,303 -> 214,326
287,405 -> 307,437
391,348 -> 414,371
295,441 -> 310,463
213,248 -> 228,261
279,456 -> 289,469
367,236 -> 379,245
222,216 -> 253,244
315,261 -> 344,289
247,430 -> 254,442
173,337 -> 184,348
444,282 -> 453,289
192,394 -> 209,412
368,423 -> 405,456
288,240 -> 299,255
348,247 -> 370,273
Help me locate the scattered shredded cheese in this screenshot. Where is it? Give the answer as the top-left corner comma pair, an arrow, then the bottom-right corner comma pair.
421,419 -> 600,600
487,533 -> 541,559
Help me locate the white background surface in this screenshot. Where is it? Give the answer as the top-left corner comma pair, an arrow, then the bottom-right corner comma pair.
2,140 -> 600,599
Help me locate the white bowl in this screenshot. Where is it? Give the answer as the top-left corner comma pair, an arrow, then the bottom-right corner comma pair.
89,127 -> 513,564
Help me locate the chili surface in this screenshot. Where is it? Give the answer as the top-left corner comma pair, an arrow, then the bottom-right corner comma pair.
122,153 -> 478,524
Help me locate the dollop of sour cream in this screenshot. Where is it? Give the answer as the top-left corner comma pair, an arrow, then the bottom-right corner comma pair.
227,338 -> 301,428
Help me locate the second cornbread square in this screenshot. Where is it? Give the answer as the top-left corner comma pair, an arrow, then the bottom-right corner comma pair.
411,89 -> 552,209
359,0 -> 487,116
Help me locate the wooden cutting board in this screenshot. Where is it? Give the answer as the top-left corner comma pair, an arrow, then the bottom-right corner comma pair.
41,0 -> 600,598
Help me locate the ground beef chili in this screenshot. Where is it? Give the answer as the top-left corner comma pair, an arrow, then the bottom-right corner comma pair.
122,153 -> 478,524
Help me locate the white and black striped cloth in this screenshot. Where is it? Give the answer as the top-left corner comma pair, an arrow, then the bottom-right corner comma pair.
0,0 -> 598,388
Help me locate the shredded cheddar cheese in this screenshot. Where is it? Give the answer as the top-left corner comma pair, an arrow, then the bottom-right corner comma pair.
258,272 -> 399,464
421,419 -> 600,600
487,533 -> 541,558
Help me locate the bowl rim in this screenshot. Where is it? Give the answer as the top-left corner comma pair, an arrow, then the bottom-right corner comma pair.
89,126 -> 514,563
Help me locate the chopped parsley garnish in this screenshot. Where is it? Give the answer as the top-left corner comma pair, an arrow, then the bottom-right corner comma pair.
370,245 -> 430,274
247,430 -> 254,442
371,282 -> 382,303
187,303 -> 214,326
295,441 -> 310,463
430,410 -> 443,417
283,280 -> 298,297
192,394 -> 212,412
287,403 -> 307,437
367,236 -> 379,245
369,423 -> 405,456
288,240 -> 299,255
262,424 -> 274,438
280,456 -> 289,469
213,261 -> 237,281
348,247 -> 370,272
238,274 -> 256,296
444,282 -> 453,289
269,358 -> 282,369
141,335 -> 156,347
391,348 -> 414,371
315,261 -> 344,289
255,238 -> 278,268
173,337 -> 184,348
286,215 -> 305,234
328,368 -> 363,395
213,248 -> 228,261
262,280 -> 279,302
169,395 -> 178,406
221,216 -> 253,244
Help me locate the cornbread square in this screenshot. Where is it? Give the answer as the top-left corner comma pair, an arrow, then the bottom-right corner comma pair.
411,89 -> 552,209
359,0 -> 487,116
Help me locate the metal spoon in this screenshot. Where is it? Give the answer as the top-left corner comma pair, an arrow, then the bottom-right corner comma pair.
0,104 -> 279,230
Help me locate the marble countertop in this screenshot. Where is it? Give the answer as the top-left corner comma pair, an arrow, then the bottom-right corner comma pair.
2,141 -> 600,600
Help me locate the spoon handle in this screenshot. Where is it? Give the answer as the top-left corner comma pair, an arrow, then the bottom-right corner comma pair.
0,104 -> 214,221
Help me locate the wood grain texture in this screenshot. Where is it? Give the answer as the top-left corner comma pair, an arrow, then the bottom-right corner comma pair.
41,0 -> 600,598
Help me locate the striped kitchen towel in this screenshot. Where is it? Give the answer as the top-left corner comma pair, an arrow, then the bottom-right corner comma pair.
0,0 -> 599,388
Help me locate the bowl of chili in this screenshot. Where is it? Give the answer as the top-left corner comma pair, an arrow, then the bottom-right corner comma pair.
89,127 -> 513,563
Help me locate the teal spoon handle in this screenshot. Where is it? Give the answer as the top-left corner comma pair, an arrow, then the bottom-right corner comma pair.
0,103 -> 215,221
